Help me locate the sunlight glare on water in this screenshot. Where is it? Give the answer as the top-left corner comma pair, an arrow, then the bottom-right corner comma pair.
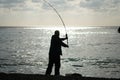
0,26 -> 120,78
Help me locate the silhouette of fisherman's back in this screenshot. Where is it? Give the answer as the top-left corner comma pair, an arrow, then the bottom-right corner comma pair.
45,30 -> 68,76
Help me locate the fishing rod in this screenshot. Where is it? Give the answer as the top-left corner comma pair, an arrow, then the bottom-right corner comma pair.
42,0 -> 68,45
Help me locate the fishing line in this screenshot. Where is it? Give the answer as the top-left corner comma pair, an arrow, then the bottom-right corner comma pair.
42,0 -> 68,44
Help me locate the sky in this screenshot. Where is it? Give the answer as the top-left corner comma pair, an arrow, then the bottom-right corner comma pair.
0,0 -> 120,27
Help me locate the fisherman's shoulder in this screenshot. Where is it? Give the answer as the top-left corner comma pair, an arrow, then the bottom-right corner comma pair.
52,35 -> 59,38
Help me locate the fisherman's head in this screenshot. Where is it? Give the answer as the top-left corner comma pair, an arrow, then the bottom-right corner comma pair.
54,30 -> 60,36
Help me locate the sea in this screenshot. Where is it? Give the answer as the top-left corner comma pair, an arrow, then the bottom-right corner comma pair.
0,26 -> 120,78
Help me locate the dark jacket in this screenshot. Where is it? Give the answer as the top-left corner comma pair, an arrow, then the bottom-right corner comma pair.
49,35 -> 68,58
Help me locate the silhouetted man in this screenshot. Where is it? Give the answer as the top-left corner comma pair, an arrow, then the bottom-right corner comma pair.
45,30 -> 69,76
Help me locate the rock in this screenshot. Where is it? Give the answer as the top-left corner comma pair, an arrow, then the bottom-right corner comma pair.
0,73 -> 119,80
65,73 -> 82,80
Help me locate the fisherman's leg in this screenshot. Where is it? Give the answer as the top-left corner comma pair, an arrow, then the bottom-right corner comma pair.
45,60 -> 53,75
55,57 -> 61,75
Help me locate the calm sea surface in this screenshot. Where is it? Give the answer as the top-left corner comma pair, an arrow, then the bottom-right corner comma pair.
0,26 -> 120,78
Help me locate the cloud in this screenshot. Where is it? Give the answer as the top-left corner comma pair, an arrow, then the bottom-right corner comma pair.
79,0 -> 120,12
0,0 -> 24,4
0,0 -> 120,13
32,0 -> 41,3
0,0 -> 25,8
41,0 -> 71,11
0,0 -> 43,12
0,0 -> 70,12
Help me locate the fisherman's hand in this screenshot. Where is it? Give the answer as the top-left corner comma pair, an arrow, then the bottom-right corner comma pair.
66,45 -> 69,48
66,34 -> 68,39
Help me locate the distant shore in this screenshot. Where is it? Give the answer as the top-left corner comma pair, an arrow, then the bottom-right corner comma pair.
0,73 -> 119,80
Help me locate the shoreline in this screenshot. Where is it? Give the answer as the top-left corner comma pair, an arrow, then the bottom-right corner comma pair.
0,73 -> 119,80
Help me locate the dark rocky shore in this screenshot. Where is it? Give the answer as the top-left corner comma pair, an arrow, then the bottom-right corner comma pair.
0,73 -> 119,80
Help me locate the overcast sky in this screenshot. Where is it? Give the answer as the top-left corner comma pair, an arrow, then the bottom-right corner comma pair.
0,0 -> 120,27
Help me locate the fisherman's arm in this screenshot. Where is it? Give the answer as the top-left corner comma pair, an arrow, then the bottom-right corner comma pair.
60,34 -> 68,41
60,38 -> 67,41
60,41 -> 69,48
